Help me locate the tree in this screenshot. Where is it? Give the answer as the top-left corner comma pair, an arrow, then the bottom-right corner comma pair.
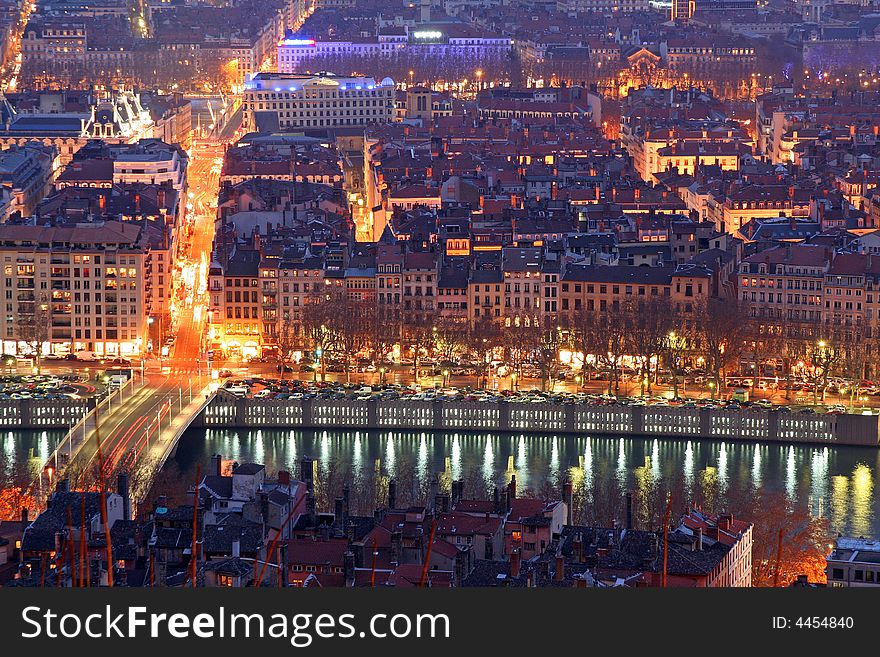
332,300 -> 373,384
623,297 -> 672,397
743,315 -> 786,399
502,318 -> 540,390
738,490 -> 832,587
275,316 -> 298,383
570,306 -> 627,396
367,306 -> 399,383
17,300 -> 50,374
402,311 -> 435,384
301,300 -> 338,382
663,321 -> 696,400
466,316 -> 503,390
536,320 -> 565,392
807,338 -> 842,405
433,316 -> 469,365
831,331 -> 866,410
697,298 -> 749,397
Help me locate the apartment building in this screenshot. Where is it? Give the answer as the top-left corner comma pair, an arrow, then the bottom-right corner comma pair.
0,221 -> 149,357
739,244 -> 830,341
243,72 -> 395,132
721,184 -> 812,234
0,143 -> 58,219
826,537 -> 880,587
110,140 -> 187,193
402,251 -> 436,314
502,247 -> 542,328
559,263 -> 712,320
469,268 -> 503,322
210,249 -> 262,360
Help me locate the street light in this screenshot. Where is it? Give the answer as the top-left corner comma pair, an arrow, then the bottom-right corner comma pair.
442,369 -> 449,387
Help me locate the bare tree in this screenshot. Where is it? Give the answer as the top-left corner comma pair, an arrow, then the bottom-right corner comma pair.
402,311 -> 436,384
17,300 -> 50,374
571,306 -> 627,396
433,316 -> 469,365
807,338 -> 842,405
275,317 -> 298,383
331,300 -> 372,384
301,300 -> 338,382
466,316 -> 503,390
836,333 -> 867,410
502,319 -> 540,390
736,489 -> 832,587
697,298 -> 749,398
624,297 -> 672,397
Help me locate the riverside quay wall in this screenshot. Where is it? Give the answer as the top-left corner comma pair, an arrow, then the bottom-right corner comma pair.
194,394 -> 880,447
0,397 -> 90,429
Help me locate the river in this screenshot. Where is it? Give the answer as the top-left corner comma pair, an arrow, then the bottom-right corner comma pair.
3,428 -> 878,537
170,428 -> 878,538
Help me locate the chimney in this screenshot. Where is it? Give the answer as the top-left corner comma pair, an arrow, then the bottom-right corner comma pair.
231,538 -> 241,558
429,477 -> 439,512
277,470 -> 290,487
625,491 -> 633,530
573,532 -> 584,563
300,457 -> 314,492
211,454 -> 222,477
451,480 -> 463,508
510,548 -> 521,577
117,472 -> 130,521
391,530 -> 403,566
344,550 -> 355,587
21,507 -> 29,534
388,478 -> 397,509
342,484 -> 350,520
278,542 -> 288,586
507,475 -> 517,504
319,523 -> 330,541
539,558 -> 549,581
554,549 -> 565,582
334,497 -> 344,531
56,478 -> 69,494
695,527 -> 703,551
562,480 -> 573,524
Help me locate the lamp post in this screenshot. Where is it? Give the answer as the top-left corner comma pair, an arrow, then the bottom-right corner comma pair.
379,366 -> 386,386
442,369 -> 449,387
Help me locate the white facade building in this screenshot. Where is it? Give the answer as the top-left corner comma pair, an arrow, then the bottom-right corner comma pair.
243,72 -> 395,131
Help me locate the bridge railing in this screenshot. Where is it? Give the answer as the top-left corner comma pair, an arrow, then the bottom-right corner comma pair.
33,375 -> 140,503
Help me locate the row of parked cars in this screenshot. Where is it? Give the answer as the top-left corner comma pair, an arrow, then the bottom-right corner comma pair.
218,379 -> 856,415
0,374 -> 93,400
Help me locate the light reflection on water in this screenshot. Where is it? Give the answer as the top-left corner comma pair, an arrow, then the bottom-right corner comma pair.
166,429 -> 880,537
2,428 -> 878,537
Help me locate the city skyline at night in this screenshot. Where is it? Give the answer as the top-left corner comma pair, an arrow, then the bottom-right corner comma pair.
0,0 -> 878,592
